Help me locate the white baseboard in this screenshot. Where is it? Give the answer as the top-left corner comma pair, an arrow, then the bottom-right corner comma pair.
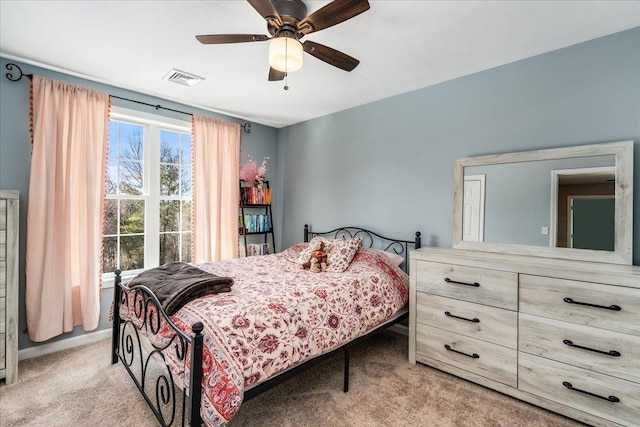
18,329 -> 111,361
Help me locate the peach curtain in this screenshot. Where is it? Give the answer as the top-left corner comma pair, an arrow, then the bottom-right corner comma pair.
192,115 -> 241,262
26,76 -> 109,342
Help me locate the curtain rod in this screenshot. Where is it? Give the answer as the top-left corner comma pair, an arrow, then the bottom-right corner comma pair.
4,62 -> 252,133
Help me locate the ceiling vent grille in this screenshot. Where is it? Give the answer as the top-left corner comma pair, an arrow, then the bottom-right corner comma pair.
163,68 -> 205,87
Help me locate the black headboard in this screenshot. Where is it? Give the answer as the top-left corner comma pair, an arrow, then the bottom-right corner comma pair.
303,224 -> 421,273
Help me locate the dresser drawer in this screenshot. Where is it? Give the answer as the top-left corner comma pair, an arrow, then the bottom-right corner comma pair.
0,296 -> 4,331
0,230 -> 5,260
519,352 -> 640,426
416,324 -> 517,387
519,313 -> 640,384
0,260 -> 5,297
416,293 -> 517,349
415,260 -> 517,310
520,274 -> 640,336
0,332 -> 5,370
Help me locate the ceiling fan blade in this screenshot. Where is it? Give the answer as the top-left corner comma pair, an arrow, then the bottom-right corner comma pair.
247,0 -> 283,27
196,34 -> 269,44
268,67 -> 285,81
297,0 -> 370,34
303,40 -> 360,71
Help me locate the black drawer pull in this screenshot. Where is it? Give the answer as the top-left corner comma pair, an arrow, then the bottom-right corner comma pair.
563,339 -> 621,357
444,344 -> 479,359
444,311 -> 480,323
562,381 -> 620,403
563,297 -> 621,311
444,277 -> 480,287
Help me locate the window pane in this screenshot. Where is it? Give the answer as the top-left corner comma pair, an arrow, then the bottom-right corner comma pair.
120,200 -> 145,234
181,201 -> 192,231
160,233 -> 179,265
102,237 -> 117,273
159,200 -> 180,232
160,130 -> 180,163
182,233 -> 192,263
120,235 -> 145,270
181,166 -> 192,197
181,133 -> 192,165
160,164 -> 180,196
120,160 -> 143,195
104,199 -> 118,235
120,124 -> 144,160
106,160 -> 118,195
108,122 -> 119,158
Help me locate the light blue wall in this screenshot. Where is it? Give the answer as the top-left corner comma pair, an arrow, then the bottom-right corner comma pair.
277,27 -> 640,266
0,58 -> 279,350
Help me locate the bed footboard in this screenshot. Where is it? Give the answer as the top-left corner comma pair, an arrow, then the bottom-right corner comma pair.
111,269 -> 204,427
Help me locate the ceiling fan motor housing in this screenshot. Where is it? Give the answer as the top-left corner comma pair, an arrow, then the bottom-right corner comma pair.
268,0 -> 307,37
272,0 -> 307,22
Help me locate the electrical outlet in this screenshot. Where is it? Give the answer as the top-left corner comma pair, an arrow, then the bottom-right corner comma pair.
541,226 -> 549,235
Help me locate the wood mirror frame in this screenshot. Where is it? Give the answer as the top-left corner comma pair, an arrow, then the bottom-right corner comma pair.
453,140 -> 634,265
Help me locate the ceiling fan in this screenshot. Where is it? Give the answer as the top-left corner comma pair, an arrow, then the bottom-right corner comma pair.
196,0 -> 370,82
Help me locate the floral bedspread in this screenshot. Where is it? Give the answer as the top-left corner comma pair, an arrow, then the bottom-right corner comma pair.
120,245 -> 409,426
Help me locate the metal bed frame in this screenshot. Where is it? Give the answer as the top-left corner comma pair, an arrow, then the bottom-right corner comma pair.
111,225 -> 421,426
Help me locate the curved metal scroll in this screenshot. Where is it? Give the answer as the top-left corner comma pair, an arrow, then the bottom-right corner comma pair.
112,271 -> 202,426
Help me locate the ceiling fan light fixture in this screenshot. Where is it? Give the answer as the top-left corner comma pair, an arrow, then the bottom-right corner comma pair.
269,36 -> 303,72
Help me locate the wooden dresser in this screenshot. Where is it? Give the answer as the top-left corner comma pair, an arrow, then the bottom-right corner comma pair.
409,247 -> 640,427
0,190 -> 19,385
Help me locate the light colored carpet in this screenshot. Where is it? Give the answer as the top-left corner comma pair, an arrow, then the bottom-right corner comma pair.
0,331 -> 586,426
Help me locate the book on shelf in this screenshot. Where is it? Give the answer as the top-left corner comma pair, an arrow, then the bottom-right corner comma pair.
239,243 -> 271,257
238,214 -> 272,234
239,186 -> 272,205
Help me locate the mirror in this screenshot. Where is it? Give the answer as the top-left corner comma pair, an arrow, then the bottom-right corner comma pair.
453,141 -> 634,265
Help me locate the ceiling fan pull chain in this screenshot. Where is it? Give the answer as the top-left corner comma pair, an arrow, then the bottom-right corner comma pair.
284,37 -> 290,91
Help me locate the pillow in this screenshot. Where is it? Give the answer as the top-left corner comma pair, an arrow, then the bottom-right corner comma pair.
325,237 -> 362,273
358,247 -> 405,267
281,242 -> 309,263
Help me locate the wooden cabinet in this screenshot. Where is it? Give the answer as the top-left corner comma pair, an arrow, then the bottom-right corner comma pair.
409,247 -> 640,427
0,190 -> 18,385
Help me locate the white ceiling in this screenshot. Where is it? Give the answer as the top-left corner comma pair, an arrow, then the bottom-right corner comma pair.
1,1 -> 639,128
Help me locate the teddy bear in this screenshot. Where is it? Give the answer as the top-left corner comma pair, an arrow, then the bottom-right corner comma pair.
302,240 -> 329,273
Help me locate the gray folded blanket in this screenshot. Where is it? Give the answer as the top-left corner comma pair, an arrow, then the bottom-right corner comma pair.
128,262 -> 234,315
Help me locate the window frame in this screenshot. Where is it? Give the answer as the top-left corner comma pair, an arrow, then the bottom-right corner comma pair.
102,106 -> 192,288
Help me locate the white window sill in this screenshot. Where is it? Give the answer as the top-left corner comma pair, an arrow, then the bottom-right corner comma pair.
101,269 -> 142,289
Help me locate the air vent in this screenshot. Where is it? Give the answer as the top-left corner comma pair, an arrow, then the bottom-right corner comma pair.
163,68 -> 204,87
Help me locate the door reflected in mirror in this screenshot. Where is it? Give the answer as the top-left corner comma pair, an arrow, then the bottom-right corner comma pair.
554,167 -> 615,250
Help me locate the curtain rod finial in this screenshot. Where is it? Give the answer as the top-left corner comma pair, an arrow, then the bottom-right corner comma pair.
5,63 -> 32,82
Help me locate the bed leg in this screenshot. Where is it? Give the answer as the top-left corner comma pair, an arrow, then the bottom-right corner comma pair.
343,345 -> 350,393
111,269 -> 122,364
189,322 -> 204,427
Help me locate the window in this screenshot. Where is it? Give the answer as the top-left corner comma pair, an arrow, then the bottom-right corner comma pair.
103,107 -> 192,283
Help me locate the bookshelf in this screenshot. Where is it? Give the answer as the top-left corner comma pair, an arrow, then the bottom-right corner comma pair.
239,180 -> 275,257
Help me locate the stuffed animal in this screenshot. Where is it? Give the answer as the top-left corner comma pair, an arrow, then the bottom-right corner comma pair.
308,257 -> 321,273
302,240 -> 329,273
